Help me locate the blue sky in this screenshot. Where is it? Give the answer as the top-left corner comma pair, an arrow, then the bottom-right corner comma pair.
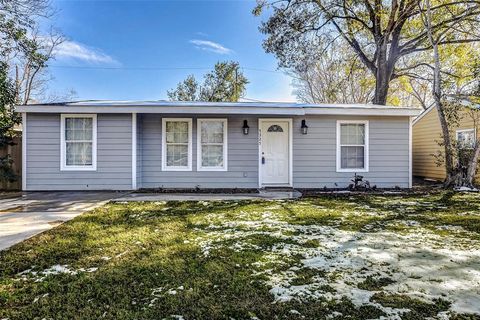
46,0 -> 296,102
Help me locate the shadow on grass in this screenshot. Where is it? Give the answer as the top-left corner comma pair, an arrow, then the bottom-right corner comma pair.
1,195 -> 480,319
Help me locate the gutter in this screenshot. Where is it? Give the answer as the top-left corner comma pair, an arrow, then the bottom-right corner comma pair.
15,105 -> 420,117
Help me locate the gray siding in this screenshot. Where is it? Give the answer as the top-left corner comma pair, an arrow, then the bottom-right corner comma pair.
24,113 -> 410,190
293,116 -> 410,188
139,115 -> 409,189
140,115 -> 258,189
26,113 -> 133,190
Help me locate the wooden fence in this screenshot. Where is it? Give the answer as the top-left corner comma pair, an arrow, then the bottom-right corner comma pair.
0,135 -> 22,191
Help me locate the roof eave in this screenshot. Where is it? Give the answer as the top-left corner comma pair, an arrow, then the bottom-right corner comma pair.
15,105 -> 421,117
304,107 -> 420,117
15,105 -> 306,115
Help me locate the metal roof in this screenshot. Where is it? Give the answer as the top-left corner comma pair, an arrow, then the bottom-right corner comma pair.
16,100 -> 421,116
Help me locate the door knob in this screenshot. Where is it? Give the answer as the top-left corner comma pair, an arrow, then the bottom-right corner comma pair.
262,157 -> 265,164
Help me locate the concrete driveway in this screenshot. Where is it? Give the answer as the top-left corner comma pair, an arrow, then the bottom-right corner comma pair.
0,191 -> 125,251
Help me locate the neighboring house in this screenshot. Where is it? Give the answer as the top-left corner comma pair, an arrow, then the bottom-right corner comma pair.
413,105 -> 480,182
16,101 -> 419,191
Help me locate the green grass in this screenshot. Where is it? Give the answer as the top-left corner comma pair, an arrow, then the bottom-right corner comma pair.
0,192 -> 479,319
371,293 -> 451,319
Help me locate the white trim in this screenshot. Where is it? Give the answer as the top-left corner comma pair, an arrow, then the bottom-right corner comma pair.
258,118 -> 293,188
409,116 -> 413,188
22,113 -> 27,191
17,104 -> 421,117
60,114 -> 97,171
303,107 -> 419,117
161,118 -> 192,171
196,119 -> 228,171
132,113 -> 137,190
412,104 -> 435,126
456,128 -> 476,135
336,120 -> 369,173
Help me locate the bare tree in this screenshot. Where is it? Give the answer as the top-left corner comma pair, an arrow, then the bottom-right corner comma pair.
421,0 -> 480,188
290,41 -> 374,104
255,0 -> 480,105
0,0 -> 52,25
13,29 -> 65,104
1,0 -> 70,104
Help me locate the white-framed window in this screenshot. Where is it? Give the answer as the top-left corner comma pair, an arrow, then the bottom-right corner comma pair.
336,120 -> 369,172
162,118 -> 192,171
456,129 -> 476,149
197,119 -> 228,171
60,114 -> 97,171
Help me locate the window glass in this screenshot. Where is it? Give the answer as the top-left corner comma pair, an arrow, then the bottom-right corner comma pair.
199,120 -> 226,169
267,125 -> 284,132
165,120 -> 190,168
340,124 -> 365,145
341,146 -> 365,169
339,123 -> 366,170
65,117 -> 93,166
457,130 -> 475,149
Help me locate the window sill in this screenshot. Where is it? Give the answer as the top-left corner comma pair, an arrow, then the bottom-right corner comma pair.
197,167 -> 228,172
162,167 -> 192,172
61,166 -> 97,171
336,168 -> 369,173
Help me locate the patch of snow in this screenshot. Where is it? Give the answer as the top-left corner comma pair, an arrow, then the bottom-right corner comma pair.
78,267 -> 98,273
18,264 -> 99,282
402,220 -> 421,227
42,265 -> 77,276
33,293 -> 49,303
326,311 -> 343,319
455,186 -> 479,192
194,208 -> 480,316
115,250 -> 129,258
436,225 -> 464,232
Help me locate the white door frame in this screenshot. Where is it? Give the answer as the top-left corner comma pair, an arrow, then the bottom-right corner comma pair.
258,118 -> 293,188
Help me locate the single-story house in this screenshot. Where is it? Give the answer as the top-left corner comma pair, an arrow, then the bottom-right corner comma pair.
413,104 -> 480,183
16,101 -> 420,191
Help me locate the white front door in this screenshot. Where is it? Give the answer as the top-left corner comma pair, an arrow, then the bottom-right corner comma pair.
260,120 -> 290,186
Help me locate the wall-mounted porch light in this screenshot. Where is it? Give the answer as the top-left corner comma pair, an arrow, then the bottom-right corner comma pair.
301,119 -> 308,135
242,120 -> 250,135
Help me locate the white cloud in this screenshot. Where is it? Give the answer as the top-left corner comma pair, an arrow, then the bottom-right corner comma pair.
189,39 -> 233,55
53,41 -> 119,64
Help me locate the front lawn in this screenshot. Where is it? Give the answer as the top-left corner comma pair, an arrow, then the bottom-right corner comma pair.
1,192 -> 480,319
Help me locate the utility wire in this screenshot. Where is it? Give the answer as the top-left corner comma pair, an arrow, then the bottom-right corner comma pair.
47,64 -> 288,75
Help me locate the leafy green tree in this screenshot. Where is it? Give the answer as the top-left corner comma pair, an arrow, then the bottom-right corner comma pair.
0,62 -> 21,183
168,61 -> 249,102
254,0 -> 480,105
167,75 -> 199,101
419,0 -> 480,188
1,0 -> 66,104
0,0 -> 54,184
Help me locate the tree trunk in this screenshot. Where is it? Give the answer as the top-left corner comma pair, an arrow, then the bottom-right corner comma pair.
465,145 -> 480,187
373,41 -> 394,105
373,74 -> 389,105
422,0 -> 457,187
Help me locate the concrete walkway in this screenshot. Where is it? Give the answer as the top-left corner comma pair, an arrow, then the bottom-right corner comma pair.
0,190 -> 301,251
113,190 -> 302,202
0,191 -> 124,251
